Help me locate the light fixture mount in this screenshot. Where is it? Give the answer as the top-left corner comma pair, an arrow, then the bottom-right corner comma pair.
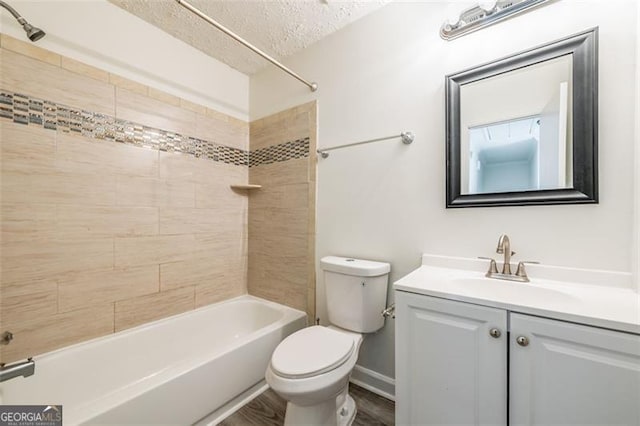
440,0 -> 553,41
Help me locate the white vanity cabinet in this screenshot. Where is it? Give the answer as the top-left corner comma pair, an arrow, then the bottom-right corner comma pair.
395,291 -> 507,425
510,313 -> 640,425
395,291 -> 640,426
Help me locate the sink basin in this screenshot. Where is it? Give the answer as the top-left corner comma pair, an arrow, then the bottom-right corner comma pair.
447,277 -> 574,304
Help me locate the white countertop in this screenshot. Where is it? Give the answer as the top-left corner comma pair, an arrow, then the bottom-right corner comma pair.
394,255 -> 640,335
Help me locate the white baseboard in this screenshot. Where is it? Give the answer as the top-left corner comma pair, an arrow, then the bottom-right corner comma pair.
349,364 -> 395,401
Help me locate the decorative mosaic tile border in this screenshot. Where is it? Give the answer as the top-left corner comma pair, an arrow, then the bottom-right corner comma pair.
0,90 -> 309,167
249,138 -> 310,168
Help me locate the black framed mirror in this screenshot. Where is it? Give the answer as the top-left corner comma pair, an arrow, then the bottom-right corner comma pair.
445,28 -> 598,208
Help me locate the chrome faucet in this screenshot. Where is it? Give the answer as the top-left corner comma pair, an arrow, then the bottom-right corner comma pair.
479,234 -> 538,282
496,234 -> 514,275
0,358 -> 35,383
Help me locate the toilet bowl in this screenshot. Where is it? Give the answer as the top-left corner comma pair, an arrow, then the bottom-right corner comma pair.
266,326 -> 363,426
265,256 -> 390,426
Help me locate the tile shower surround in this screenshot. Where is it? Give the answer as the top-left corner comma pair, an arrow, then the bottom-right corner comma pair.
0,91 -> 311,362
0,94 -> 310,362
0,91 -> 310,167
248,102 -> 317,322
0,34 -> 313,363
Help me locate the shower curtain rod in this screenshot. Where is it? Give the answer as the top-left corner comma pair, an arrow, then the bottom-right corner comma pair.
175,0 -> 318,92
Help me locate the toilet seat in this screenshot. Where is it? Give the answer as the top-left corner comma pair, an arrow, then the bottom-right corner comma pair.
270,326 -> 355,379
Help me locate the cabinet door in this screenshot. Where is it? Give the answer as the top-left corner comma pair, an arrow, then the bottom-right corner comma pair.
395,291 -> 507,425
510,313 -> 640,426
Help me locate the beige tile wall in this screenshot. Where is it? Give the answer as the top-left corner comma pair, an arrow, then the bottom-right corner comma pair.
248,102 -> 317,321
0,34 -> 249,363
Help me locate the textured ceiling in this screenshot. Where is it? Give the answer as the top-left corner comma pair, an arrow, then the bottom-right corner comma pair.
110,0 -> 389,75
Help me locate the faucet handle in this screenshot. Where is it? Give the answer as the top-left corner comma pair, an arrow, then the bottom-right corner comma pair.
515,261 -> 539,278
478,257 -> 498,274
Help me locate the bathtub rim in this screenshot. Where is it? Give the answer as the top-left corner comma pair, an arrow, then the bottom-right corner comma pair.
20,294 -> 305,363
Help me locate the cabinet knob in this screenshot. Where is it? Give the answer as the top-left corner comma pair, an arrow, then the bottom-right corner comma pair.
516,336 -> 529,347
489,328 -> 501,338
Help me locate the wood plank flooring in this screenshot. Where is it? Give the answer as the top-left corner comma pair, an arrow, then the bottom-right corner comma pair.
219,383 -> 395,426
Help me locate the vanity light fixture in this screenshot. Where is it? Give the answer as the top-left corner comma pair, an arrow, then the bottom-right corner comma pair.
440,0 -> 553,41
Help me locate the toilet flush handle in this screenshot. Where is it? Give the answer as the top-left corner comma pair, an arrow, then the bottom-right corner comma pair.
382,304 -> 395,319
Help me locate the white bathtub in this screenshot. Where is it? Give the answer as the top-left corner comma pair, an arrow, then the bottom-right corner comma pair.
0,295 -> 306,425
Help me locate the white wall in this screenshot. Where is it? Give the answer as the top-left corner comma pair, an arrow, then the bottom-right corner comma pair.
251,0 -> 639,386
0,0 -> 249,119
635,2 -> 640,293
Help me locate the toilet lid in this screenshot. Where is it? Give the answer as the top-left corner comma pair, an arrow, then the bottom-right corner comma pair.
270,326 -> 355,379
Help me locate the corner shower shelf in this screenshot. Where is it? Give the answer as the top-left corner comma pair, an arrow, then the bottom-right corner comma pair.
230,184 -> 262,190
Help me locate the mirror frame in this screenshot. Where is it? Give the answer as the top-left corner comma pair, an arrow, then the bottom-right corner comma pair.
445,28 -> 598,208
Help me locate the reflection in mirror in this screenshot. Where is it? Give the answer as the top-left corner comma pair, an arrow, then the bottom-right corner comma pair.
460,55 -> 573,195
467,116 -> 541,194
465,112 -> 575,194
445,28 -> 598,207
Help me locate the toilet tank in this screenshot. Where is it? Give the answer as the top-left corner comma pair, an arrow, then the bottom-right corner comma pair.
320,256 -> 390,333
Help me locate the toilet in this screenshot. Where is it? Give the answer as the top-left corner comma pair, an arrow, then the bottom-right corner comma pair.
265,256 -> 390,426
